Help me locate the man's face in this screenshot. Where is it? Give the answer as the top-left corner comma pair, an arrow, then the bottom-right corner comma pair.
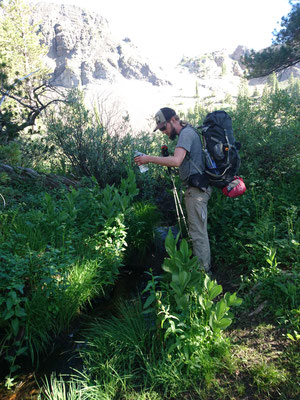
161,120 -> 177,141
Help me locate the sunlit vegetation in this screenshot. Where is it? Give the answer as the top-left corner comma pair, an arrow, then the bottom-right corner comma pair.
0,72 -> 299,399
0,1 -> 299,399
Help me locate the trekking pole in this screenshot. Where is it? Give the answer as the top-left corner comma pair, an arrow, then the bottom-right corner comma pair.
161,146 -> 190,238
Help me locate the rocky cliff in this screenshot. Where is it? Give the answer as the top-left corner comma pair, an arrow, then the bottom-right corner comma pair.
31,2 -> 170,88
29,2 -> 299,130
178,46 -> 247,79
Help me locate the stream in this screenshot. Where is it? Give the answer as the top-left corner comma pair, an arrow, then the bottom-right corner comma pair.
0,265 -> 155,400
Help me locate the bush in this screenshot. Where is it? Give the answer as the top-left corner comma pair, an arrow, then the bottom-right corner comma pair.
0,168 -> 139,374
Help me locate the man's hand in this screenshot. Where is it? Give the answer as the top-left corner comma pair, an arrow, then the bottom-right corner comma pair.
134,147 -> 186,168
134,154 -> 150,166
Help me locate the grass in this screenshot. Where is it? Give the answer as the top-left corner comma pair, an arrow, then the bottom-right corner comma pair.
34,318 -> 299,400
1,79 -> 299,399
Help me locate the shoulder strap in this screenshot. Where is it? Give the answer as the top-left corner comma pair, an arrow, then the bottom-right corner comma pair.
189,157 -> 204,175
184,125 -> 205,175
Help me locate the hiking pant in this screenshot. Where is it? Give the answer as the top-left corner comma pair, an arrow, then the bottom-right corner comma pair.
184,186 -> 212,272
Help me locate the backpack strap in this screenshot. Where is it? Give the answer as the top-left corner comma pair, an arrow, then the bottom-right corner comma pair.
184,125 -> 205,175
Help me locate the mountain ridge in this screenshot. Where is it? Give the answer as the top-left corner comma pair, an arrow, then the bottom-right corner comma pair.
30,2 -> 300,131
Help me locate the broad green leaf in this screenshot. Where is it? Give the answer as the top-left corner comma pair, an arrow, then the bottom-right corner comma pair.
174,255 -> 185,271
209,312 -> 217,330
179,239 -> 189,260
11,318 -> 19,336
165,229 -> 176,256
143,294 -> 156,309
171,273 -> 180,284
217,317 -> 232,330
215,299 -> 228,320
8,290 -> 17,301
162,259 -> 177,273
4,309 -> 14,320
208,280 -> 216,292
225,292 -> 243,306
204,275 -> 211,290
6,297 -> 13,310
164,327 -> 173,340
208,284 -> 223,300
178,271 -> 189,288
15,306 -> 26,317
170,282 -> 182,296
198,295 -> 205,309
13,284 -> 24,294
232,297 -> 243,306
176,294 -> 189,309
199,296 -> 213,310
16,347 -> 28,356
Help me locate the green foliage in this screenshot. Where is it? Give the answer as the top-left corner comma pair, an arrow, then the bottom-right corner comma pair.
46,89 -> 134,187
0,0 -> 48,80
243,2 -> 300,77
0,141 -> 21,164
0,0 -> 51,143
231,83 -> 299,180
124,201 -> 161,265
142,230 -> 242,370
179,80 -> 300,338
0,167 -> 138,376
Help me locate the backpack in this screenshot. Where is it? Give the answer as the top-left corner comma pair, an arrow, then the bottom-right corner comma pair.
197,110 -> 241,189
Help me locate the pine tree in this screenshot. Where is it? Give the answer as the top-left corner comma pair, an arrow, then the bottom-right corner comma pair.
0,0 -> 59,144
195,80 -> 199,98
267,72 -> 279,93
0,0 -> 48,85
243,2 -> 300,77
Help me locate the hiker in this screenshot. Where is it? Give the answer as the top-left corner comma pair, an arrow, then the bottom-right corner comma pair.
134,107 -> 212,273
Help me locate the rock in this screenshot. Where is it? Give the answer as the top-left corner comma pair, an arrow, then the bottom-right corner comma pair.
27,4 -> 299,131
31,2 -> 169,87
278,65 -> 300,81
230,45 -> 250,63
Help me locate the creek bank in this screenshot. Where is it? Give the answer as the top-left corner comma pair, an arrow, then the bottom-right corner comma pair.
0,260 -> 160,400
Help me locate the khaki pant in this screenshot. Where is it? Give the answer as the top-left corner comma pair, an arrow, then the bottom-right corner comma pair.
184,186 -> 212,271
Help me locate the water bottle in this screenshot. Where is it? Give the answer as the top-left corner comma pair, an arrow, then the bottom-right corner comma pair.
204,149 -> 219,174
134,151 -> 149,173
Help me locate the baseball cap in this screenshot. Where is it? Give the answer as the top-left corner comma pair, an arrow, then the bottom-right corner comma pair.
153,107 -> 176,132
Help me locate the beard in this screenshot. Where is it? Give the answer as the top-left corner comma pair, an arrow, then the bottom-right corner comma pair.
169,127 -> 177,141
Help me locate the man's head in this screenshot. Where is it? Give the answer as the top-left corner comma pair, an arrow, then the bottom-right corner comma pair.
153,107 -> 181,140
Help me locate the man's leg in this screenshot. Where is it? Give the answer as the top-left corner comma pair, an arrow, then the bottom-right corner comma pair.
184,186 -> 212,272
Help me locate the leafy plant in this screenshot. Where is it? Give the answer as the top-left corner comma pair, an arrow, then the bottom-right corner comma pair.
124,201 -> 161,265
0,167 -> 139,377
143,229 -> 242,368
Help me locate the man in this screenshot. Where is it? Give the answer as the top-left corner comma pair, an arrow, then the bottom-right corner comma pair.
134,107 -> 212,273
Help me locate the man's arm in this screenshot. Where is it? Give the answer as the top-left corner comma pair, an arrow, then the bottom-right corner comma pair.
135,147 -> 186,168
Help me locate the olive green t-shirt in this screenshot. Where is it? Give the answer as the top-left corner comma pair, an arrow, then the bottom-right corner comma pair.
176,125 -> 205,185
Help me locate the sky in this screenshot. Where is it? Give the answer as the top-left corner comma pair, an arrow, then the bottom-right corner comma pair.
31,0 -> 293,68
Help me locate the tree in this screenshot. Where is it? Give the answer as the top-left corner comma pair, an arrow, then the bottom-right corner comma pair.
0,0 -> 62,143
46,89 -> 132,187
195,80 -> 199,98
0,0 -> 48,82
0,76 -> 65,144
243,1 -> 300,77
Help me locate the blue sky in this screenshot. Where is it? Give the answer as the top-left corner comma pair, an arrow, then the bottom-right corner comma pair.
32,0 -> 293,67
